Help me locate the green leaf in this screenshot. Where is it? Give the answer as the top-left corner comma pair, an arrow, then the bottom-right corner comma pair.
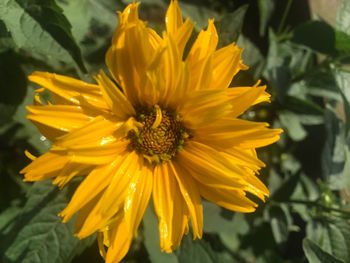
335,30 -> 350,53
237,35 -> 265,80
176,235 -> 217,263
0,0 -> 86,72
143,205 -> 178,263
203,202 -> 249,235
334,69 -> 350,135
0,205 -> 22,235
0,52 -> 27,126
306,218 -> 350,263
292,21 -> 336,55
0,20 -> 15,52
257,0 -> 274,36
12,86 -> 51,153
278,111 -> 307,141
57,0 -> 118,63
1,181 -> 94,263
283,96 -> 323,115
216,5 -> 248,46
303,238 -> 344,263
267,205 -> 292,245
336,0 -> 350,34
326,223 -> 350,262
179,2 -> 219,30
271,170 -> 301,202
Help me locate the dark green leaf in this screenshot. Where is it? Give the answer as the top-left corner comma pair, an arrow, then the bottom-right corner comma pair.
0,20 -> 15,52
0,0 -> 86,72
283,96 -> 324,115
0,52 -> 27,125
303,238 -> 344,263
271,170 -> 301,202
216,5 -> 248,46
292,21 -> 336,55
1,181 -> 95,263
268,205 -> 291,245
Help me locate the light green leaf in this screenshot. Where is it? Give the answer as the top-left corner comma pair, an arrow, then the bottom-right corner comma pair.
58,0 -> 118,60
334,69 -> 350,135
203,202 -> 249,235
179,2 -> 219,30
143,205 -> 178,263
303,238 -> 344,263
278,111 -> 307,141
257,0 -> 274,36
1,181 -> 95,263
336,0 -> 350,34
237,35 -> 265,80
0,0 -> 86,72
12,86 -> 50,153
216,5 -> 248,46
176,235 -> 217,263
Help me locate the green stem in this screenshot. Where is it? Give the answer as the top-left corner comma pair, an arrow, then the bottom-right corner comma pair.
279,199 -> 350,217
278,0 -> 293,34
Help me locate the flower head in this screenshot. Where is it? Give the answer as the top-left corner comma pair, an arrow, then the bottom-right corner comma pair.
21,1 -> 282,262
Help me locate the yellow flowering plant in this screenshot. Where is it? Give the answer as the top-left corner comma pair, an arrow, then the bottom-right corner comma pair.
2,0 -> 349,263
20,1 -> 281,261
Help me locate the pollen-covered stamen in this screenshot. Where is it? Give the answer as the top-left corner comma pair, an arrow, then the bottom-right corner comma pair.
128,106 -> 188,163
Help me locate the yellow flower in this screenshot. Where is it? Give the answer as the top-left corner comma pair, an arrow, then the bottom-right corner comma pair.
21,1 -> 282,262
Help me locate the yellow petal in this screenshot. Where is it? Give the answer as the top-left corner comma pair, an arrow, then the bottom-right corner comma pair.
194,118 -> 283,149
178,89 -> 232,129
153,162 -> 189,252
211,44 -> 247,89
27,105 -> 93,134
222,147 -> 265,171
170,161 -> 203,239
227,85 -> 270,117
178,141 -> 247,189
166,0 -> 194,55
166,0 -> 183,35
187,19 -> 218,65
105,217 -> 133,263
55,116 -> 121,148
52,162 -> 91,188
96,71 -> 136,119
146,34 -> 186,107
28,72 -> 108,110
124,162 -> 153,234
77,152 -> 140,237
227,85 -> 270,104
186,20 -> 217,91
60,162 -> 120,222
106,3 -> 158,105
198,183 -> 257,213
21,152 -> 69,181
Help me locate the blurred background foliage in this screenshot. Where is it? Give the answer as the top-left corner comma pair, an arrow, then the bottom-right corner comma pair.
1,0 -> 350,262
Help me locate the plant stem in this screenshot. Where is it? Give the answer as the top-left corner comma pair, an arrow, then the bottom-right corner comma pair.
278,0 -> 293,34
279,199 -> 350,217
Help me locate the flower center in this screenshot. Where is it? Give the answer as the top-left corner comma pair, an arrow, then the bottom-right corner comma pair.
128,105 -> 188,164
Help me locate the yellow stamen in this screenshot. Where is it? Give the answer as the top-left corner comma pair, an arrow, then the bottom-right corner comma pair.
24,150 -> 37,161
151,105 -> 162,129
